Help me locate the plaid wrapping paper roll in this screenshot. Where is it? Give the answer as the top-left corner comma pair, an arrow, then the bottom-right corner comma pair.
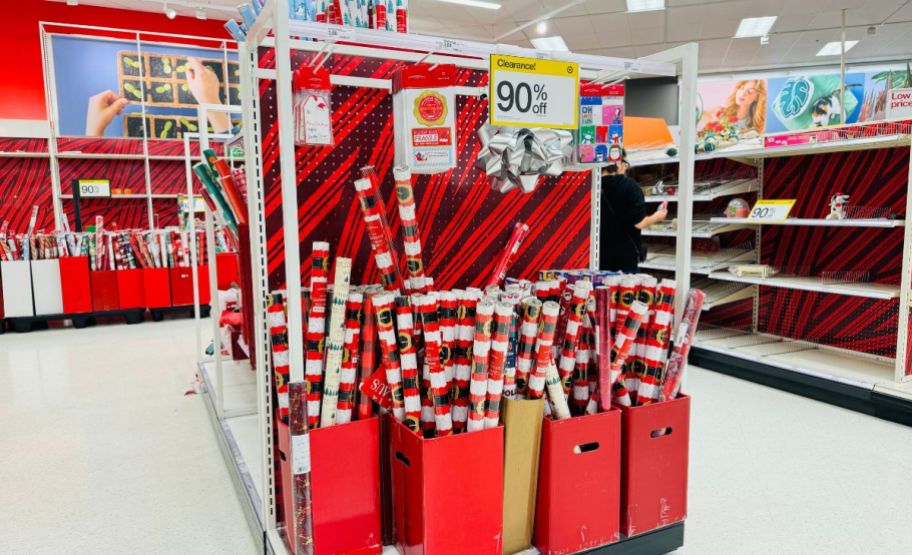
439,291 -> 459,396
320,257 -> 353,427
486,221 -> 530,287
630,276 -> 658,403
637,279 -> 676,405
527,300 -> 561,400
395,296 -> 422,434
415,293 -> 453,436
610,300 -> 648,407
514,296 -> 543,398
336,292 -> 363,425
467,300 -> 495,432
267,293 -> 290,420
305,242 -> 331,428
289,381 -> 315,555
544,362 -> 571,420
452,289 -> 480,431
357,293 -> 379,420
660,288 -> 705,402
595,286 -> 614,412
557,280 -> 593,396
354,176 -> 405,292
394,166 -> 429,293
484,302 -> 514,429
373,292 -> 406,421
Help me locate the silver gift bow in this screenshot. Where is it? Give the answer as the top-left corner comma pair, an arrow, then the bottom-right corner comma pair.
476,122 -> 574,193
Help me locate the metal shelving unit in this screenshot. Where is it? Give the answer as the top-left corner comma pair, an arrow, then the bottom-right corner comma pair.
642,219 -> 752,238
709,217 -> 905,228
706,271 -> 901,300
644,177 -> 759,203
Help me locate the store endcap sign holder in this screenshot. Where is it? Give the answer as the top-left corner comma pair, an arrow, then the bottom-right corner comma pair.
489,55 -> 579,129
77,178 -> 112,198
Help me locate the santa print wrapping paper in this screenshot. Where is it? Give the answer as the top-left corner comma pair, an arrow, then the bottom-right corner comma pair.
257,49 -> 591,292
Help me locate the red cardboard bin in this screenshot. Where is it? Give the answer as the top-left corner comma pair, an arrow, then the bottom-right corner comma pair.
143,268 -> 171,308
278,417 -> 382,555
59,256 -> 92,314
170,266 -> 210,306
216,252 -> 240,290
389,415 -> 504,555
116,268 -> 145,309
619,394 -> 690,537
90,270 -> 120,312
534,410 -> 622,554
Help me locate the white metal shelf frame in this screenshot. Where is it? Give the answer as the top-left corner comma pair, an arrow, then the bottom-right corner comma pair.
241,2 -> 701,551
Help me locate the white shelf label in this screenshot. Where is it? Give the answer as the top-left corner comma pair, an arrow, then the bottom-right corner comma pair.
747,199 -> 795,222
77,179 -> 111,198
291,434 -> 311,475
489,55 -> 579,130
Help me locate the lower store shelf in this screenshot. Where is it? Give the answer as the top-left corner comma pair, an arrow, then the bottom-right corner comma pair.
692,330 -> 912,427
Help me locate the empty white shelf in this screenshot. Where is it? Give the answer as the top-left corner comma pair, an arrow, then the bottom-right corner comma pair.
708,217 -> 905,228
706,271 -> 900,300
645,178 -> 760,203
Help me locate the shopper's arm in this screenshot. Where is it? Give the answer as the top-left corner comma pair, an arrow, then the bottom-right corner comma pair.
634,208 -> 668,230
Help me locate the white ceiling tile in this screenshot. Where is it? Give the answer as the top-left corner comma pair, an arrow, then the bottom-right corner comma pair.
625,10 -> 666,29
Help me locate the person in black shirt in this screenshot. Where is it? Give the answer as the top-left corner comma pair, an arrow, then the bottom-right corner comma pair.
600,154 -> 667,273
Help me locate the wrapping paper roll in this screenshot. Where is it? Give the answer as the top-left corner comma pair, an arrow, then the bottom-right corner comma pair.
415,293 -> 453,436
395,296 -> 422,434
660,288 -> 705,402
486,222 -> 530,287
527,301 -> 561,400
614,275 -> 640,338
354,175 -> 404,291
630,276 -> 657,403
467,300 -> 495,432
484,302 -> 513,429
267,294 -> 290,420
289,381 -> 315,555
373,292 -> 406,421
544,363 -> 571,420
595,286 -> 614,413
305,242 -> 330,428
556,280 -> 592,395
453,289 -> 480,431
572,315 -> 594,413
336,292 -> 363,425
610,301 -> 648,407
320,257 -> 353,427
439,290 -> 459,396
357,293 -> 379,420
514,297 -> 542,398
637,279 -> 676,405
502,300 -> 521,399
394,166 -> 429,293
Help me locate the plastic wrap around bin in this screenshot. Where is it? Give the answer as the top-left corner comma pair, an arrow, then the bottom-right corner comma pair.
31,259 -> 64,316
1,261 -> 34,317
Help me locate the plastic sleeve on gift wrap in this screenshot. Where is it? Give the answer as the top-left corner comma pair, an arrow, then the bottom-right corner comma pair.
660,288 -> 705,402
293,65 -> 334,147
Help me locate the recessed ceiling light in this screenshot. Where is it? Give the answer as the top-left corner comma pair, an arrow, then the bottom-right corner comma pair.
626,0 -> 665,13
435,0 -> 502,9
734,16 -> 777,38
164,3 -> 176,19
816,40 -> 859,56
536,21 -> 548,34
531,35 -> 569,51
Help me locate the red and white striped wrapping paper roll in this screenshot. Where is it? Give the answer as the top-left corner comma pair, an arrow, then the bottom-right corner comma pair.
452,289 -> 480,431
614,275 -> 640,339
500,294 -> 522,400
595,286 -> 614,412
534,280 -> 550,303
415,293 -> 453,436
572,314 -> 594,412
305,242 -> 330,428
660,288 -> 705,402
320,257 -> 353,428
288,381 -> 315,555
545,363 -> 572,420
557,280 -> 593,396
484,302 -> 514,429
336,292 -> 364,425
629,276 -> 657,402
438,290 -> 459,396
486,222 -> 530,287
610,301 -> 648,407
637,279 -> 677,405
354,177 -> 405,292
357,293 -> 379,420
394,166 -> 429,293
514,296 -> 543,398
527,301 -> 561,400
372,292 -> 406,422
395,296 -> 422,434
466,300 -> 495,432
360,165 -> 398,255
267,294 -> 290,420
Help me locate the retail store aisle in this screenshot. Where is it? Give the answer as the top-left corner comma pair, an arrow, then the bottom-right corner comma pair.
0,319 -> 256,554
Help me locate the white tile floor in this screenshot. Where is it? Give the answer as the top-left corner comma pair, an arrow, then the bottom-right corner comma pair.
2,318 -> 911,554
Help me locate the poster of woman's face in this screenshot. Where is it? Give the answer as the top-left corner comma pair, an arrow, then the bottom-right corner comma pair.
697,79 -> 768,137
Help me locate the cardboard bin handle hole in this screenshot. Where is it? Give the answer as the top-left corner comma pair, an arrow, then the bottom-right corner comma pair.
650,427 -> 673,438
394,451 -> 411,467
573,441 -> 600,454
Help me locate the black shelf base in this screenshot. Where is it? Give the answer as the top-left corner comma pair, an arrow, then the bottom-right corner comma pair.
691,347 -> 912,427
582,522 -> 684,554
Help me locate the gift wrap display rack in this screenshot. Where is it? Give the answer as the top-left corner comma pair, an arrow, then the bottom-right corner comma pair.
197,1 -> 704,553
627,121 -> 912,425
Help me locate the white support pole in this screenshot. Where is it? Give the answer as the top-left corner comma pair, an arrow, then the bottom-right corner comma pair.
273,0 -> 306,384
896,144 -> 912,382
590,167 -> 600,270
183,133 -> 205,370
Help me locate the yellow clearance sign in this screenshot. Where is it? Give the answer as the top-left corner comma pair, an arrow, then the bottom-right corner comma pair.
489,54 -> 579,130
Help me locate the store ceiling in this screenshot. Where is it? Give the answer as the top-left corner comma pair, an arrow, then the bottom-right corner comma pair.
49,0 -> 912,73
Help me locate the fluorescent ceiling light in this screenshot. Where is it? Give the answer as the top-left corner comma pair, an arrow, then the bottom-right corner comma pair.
734,16 -> 777,38
531,35 -> 569,51
816,40 -> 859,56
435,0 -> 502,9
536,21 -> 548,34
626,0 -> 665,13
